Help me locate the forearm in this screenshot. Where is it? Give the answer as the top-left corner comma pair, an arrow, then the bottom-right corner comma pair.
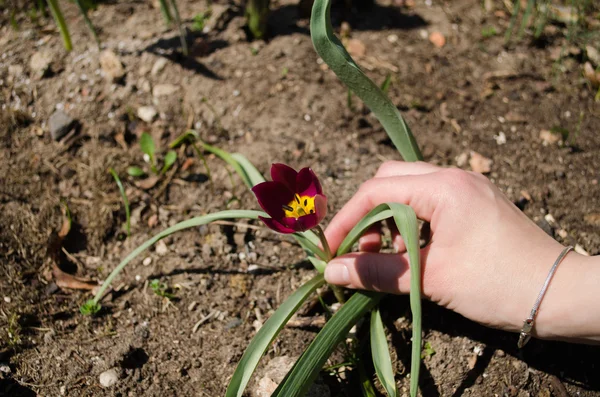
534,253 -> 600,344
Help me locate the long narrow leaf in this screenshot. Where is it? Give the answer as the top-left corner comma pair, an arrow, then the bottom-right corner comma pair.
46,0 -> 72,51
328,203 -> 422,397
198,141 -> 254,189
337,204 -> 393,256
109,168 -> 131,236
273,291 -> 383,396
231,153 -> 265,187
387,203 -> 421,397
85,210 -> 267,309
73,0 -> 100,47
293,232 -> 327,262
370,308 -> 397,397
310,0 -> 422,162
225,274 -> 326,397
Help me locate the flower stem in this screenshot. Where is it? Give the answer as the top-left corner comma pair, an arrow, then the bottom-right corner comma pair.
313,225 -> 345,303
313,225 -> 332,261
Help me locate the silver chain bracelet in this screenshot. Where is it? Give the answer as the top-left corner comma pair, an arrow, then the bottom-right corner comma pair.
518,245 -> 574,348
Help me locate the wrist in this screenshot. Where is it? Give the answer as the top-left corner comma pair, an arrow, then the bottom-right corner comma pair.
531,251 -> 600,343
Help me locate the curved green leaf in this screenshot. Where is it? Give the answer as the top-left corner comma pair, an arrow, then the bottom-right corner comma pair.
273,291 -> 383,397
46,0 -> 72,51
127,166 -> 146,177
225,274 -> 325,397
162,150 -> 177,174
109,168 -> 131,236
310,0 -> 422,162
231,153 -> 266,187
140,132 -> 156,165
85,210 -> 267,309
370,308 -> 397,397
336,204 -> 393,256
386,203 -> 421,397
276,203 -> 422,397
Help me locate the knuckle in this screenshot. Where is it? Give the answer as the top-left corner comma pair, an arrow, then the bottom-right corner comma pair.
440,168 -> 473,189
376,160 -> 400,176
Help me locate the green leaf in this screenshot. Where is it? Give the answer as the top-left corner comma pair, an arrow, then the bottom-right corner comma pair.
284,203 -> 422,397
310,0 -> 422,162
387,203 -> 422,397
162,150 -> 177,174
127,166 -> 146,177
140,132 -> 156,164
73,0 -> 99,47
273,291 -> 384,397
293,232 -> 327,262
169,130 -> 199,149
225,274 -> 325,397
231,153 -> 265,187
85,210 -> 267,310
337,204 -> 393,256
197,141 -> 254,189
370,308 -> 397,397
380,74 -> 392,95
307,256 -> 327,273
109,168 -> 131,236
46,0 -> 72,51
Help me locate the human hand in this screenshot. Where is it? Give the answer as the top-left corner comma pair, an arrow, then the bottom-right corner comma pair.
324,161 -> 598,342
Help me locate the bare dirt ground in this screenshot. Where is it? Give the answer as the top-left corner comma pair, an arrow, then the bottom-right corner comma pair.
1,0 -> 600,395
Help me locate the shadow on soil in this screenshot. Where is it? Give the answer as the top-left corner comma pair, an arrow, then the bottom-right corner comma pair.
383,297 -> 600,396
0,379 -> 35,397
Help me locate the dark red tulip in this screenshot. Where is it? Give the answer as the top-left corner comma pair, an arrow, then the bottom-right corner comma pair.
252,164 -> 327,233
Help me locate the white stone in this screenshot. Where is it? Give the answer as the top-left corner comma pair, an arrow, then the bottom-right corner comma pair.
152,83 -> 179,97
99,368 -> 118,388
155,240 -> 169,256
137,106 -> 157,123
151,58 -> 168,76
99,50 -> 125,83
30,50 -> 53,78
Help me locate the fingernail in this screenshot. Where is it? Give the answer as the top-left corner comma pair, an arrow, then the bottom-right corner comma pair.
325,260 -> 350,285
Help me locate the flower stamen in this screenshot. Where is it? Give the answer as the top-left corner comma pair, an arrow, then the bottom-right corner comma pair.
283,195 -> 316,219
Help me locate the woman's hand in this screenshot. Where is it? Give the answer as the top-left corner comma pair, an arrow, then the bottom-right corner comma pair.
324,161 -> 599,342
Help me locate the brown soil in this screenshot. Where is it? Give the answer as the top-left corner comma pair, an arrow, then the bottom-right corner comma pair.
1,0 -> 600,396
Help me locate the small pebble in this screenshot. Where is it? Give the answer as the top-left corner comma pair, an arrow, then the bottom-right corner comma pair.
3,296 -> 11,303
155,240 -> 169,256
143,257 -> 152,266
99,368 -> 119,388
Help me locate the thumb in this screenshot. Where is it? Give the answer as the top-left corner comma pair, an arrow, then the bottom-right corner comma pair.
324,252 -> 413,294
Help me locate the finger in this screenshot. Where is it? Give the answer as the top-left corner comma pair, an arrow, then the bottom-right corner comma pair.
325,173 -> 443,253
385,218 -> 405,252
324,251 -> 423,294
374,161 -> 440,179
358,223 -> 382,252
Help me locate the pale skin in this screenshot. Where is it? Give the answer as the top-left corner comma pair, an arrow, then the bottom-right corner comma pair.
323,161 -> 600,344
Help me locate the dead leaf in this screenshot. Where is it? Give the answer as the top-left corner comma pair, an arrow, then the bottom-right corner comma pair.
429,32 -> 446,48
346,39 -> 366,58
52,264 -> 97,291
148,213 -> 159,228
583,62 -> 600,87
181,158 -> 195,171
539,129 -> 561,145
584,213 -> 600,227
136,175 -> 160,190
469,151 -> 492,174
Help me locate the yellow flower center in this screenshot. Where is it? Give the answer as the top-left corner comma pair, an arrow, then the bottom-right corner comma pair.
282,194 -> 315,219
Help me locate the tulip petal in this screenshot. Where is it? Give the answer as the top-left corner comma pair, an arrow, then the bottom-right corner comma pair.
258,216 -> 296,234
313,194 -> 328,223
252,181 -> 294,219
281,214 -> 320,232
271,163 -> 298,192
297,167 -> 323,197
